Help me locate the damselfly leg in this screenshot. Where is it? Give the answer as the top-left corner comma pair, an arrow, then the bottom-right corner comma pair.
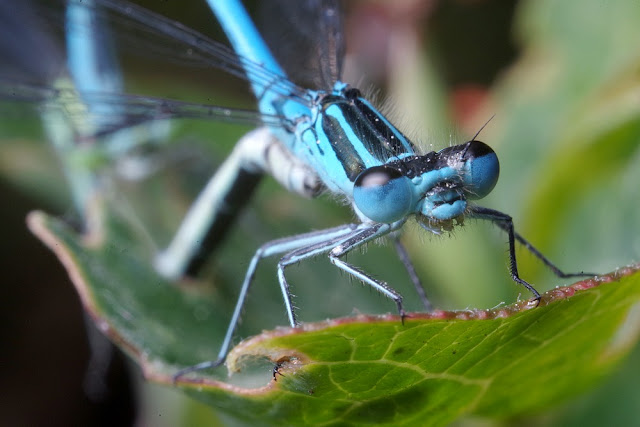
393,238 -> 433,311
469,206 -> 598,304
172,218 -> 422,380
173,223 -> 357,381
328,223 -> 408,322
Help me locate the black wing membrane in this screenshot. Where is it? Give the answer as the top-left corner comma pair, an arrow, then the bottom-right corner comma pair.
259,0 -> 344,91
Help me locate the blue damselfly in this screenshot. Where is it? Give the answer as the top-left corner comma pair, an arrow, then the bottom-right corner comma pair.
0,0 -> 597,380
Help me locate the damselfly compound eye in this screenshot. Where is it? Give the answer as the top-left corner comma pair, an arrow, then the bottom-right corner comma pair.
462,141 -> 499,200
353,166 -> 412,223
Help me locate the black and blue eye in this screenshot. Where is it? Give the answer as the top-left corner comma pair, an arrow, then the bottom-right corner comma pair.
462,141 -> 500,200
353,166 -> 413,223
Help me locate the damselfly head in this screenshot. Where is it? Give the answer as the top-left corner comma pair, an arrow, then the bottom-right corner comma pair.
352,140 -> 500,225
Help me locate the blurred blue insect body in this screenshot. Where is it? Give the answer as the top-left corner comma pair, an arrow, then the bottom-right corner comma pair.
0,0 -> 595,378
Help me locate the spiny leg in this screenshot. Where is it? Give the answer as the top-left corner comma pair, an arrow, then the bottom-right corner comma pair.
328,224 -> 408,322
495,224 -> 598,278
275,231 -> 363,326
172,224 -> 356,381
471,206 -> 597,278
393,238 -> 432,311
276,224 -> 407,321
469,206 -> 542,303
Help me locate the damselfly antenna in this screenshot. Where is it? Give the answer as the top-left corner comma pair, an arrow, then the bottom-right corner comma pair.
462,114 -> 496,158
472,114 -> 496,141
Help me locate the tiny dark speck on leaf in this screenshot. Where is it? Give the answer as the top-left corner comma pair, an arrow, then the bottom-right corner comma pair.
393,347 -> 405,355
452,350 -> 457,354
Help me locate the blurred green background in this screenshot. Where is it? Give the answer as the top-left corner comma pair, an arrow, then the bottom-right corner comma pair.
1,0 -> 639,425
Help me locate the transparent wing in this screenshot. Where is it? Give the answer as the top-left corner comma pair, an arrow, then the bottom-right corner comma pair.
0,0 -> 64,83
259,0 -> 344,91
0,0 -> 298,135
0,81 -> 286,131
37,0 -> 310,101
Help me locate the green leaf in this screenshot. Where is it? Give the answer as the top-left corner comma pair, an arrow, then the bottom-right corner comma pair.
28,202 -> 640,426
